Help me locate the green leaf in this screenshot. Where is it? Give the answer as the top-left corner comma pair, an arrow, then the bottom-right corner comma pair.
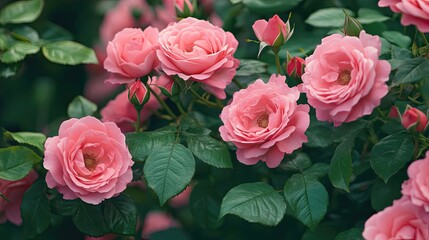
73,201 -> 109,237
382,31 -> 412,48
305,8 -> 354,28
126,131 -> 176,162
0,0 -> 44,24
219,182 -> 286,226
144,143 -> 195,205
1,41 -> 40,63
229,0 -> 242,4
190,182 -> 223,229
21,181 -> 50,238
0,62 -> 20,78
42,41 -> 98,65
388,45 -> 412,70
370,171 -> 405,211
283,153 -> 312,172
329,137 -> 355,192
67,95 -> 97,118
236,59 -> 268,76
335,228 -> 364,240
242,0 -> 303,15
370,132 -> 414,182
151,228 -> 191,240
357,8 -> 389,24
103,194 -> 137,235
304,163 -> 330,179
50,196 -> 78,217
284,174 -> 328,230
8,131 -> 46,152
422,78 -> 429,107
392,57 -> 429,86
186,135 -> 232,168
332,120 -> 367,143
0,146 -> 38,181
11,26 -> 39,43
305,120 -> 334,148
39,22 -> 73,41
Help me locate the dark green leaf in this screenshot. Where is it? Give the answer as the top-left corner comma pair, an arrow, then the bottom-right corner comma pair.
370,132 -> 414,182
8,131 -> 46,152
0,62 -> 20,78
190,182 -> 223,229
236,59 -> 267,76
422,78 -> 429,107
151,228 -> 191,240
335,228 -> 364,240
357,8 -> 389,24
242,0 -> 303,15
67,95 -> 97,118
126,131 -> 176,162
304,163 -> 330,179
382,31 -> 412,48
144,143 -> 195,205
186,135 -> 232,168
50,196 -> 78,217
0,0 -> 44,24
370,171 -> 405,211
329,137 -> 355,192
282,153 -> 312,172
73,201 -> 109,237
1,41 -> 40,63
284,174 -> 328,230
39,22 -> 73,41
42,41 -> 98,65
21,181 -> 50,238
332,120 -> 367,143
11,26 -> 39,43
305,8 -> 354,28
103,194 -> 137,235
305,120 -> 334,148
0,146 -> 38,180
392,58 -> 429,86
219,182 -> 286,226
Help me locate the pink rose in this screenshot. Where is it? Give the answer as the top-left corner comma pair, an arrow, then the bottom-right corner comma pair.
301,31 -> 391,126
401,106 -> 428,132
379,0 -> 429,32
252,14 -> 293,47
141,212 -> 179,239
101,86 -> 160,133
402,151 -> 429,211
0,170 -> 37,225
286,56 -> 305,78
219,74 -> 310,168
363,197 -> 429,240
104,27 -> 160,84
100,0 -> 154,44
169,185 -> 192,208
43,116 -> 134,205
157,17 -> 239,99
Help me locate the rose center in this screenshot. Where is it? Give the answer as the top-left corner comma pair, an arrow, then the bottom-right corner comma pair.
336,70 -> 351,85
84,153 -> 98,171
256,113 -> 269,128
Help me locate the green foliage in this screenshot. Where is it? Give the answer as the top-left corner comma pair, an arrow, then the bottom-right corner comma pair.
67,95 -> 97,118
0,146 -> 38,181
126,129 -> 176,162
357,8 -> 389,24
42,41 -> 98,65
7,131 -> 46,152
219,182 -> 286,226
73,201 -> 109,237
186,134 -> 232,168
0,0 -> 44,25
392,57 -> 429,86
305,8 -> 354,28
329,137 -> 355,192
103,195 -> 137,235
21,181 -> 50,238
242,0 -> 303,15
335,228 -> 364,240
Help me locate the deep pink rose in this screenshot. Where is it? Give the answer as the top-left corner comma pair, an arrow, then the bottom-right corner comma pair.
141,212 -> 179,239
43,116 -> 134,205
401,106 -> 428,132
100,0 -> 154,44
252,14 -> 293,47
157,17 -> 239,99
379,0 -> 429,32
402,151 -> 429,211
0,170 -> 37,225
104,27 -> 160,84
363,197 -> 429,240
219,74 -> 310,168
301,31 -> 391,126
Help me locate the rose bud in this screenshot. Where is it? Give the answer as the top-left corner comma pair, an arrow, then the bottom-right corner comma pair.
175,0 -> 196,18
401,106 -> 428,132
128,79 -> 150,107
388,106 -> 400,119
286,55 -> 305,78
343,10 -> 363,37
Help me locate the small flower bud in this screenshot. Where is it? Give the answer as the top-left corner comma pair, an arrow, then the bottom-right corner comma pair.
175,0 -> 196,18
286,54 -> 305,78
388,106 -> 400,119
343,10 -> 363,37
401,106 -> 428,132
128,79 -> 150,108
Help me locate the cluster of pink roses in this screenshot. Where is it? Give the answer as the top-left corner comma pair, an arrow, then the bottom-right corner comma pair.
363,151 -> 429,239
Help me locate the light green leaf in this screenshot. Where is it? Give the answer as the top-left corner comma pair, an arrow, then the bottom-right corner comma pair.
186,135 -> 232,168
305,8 -> 354,28
0,146 -> 38,181
0,0 -> 44,24
357,8 -> 389,24
42,41 -> 98,65
144,143 -> 195,205
67,95 -> 97,118
284,174 -> 328,230
1,41 -> 40,63
8,131 -> 46,152
219,182 -> 286,226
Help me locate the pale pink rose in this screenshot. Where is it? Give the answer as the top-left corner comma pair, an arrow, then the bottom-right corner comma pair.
104,27 -> 160,84
219,74 -> 310,168
100,0 -> 154,44
43,116 -> 134,205
141,212 -> 179,239
252,14 -> 293,47
157,17 -> 239,99
169,185 -> 192,208
0,170 -> 37,225
301,31 -> 391,126
401,106 -> 428,132
402,151 -> 429,211
101,87 -> 160,133
363,197 -> 429,240
379,0 -> 429,32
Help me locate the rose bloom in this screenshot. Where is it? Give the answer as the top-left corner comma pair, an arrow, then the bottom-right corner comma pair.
141,211 -> 179,239
157,17 -> 239,99
401,106 -> 428,132
43,116 -> 134,205
104,27 -> 160,84
0,170 -> 38,225
219,74 -> 310,168
379,0 -> 429,32
402,151 -> 429,211
363,197 -> 429,240
301,31 -> 391,126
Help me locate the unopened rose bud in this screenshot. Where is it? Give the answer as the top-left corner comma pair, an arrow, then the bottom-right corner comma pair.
343,10 -> 363,37
128,79 -> 150,108
286,55 -> 305,78
252,14 -> 294,56
175,0 -> 196,18
388,106 -> 400,118
401,106 -> 428,132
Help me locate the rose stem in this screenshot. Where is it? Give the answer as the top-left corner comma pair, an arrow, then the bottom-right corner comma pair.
147,84 -> 178,119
